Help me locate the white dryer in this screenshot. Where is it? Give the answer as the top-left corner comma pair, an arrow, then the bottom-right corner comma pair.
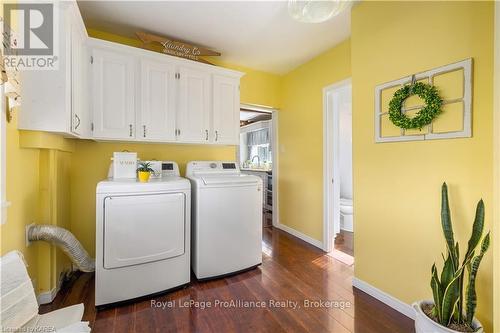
186,161 -> 262,280
96,161 -> 190,306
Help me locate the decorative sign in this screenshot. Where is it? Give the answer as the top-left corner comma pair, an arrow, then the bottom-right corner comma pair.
136,32 -> 220,64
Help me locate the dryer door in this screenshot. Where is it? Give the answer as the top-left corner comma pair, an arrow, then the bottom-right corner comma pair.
103,192 -> 185,269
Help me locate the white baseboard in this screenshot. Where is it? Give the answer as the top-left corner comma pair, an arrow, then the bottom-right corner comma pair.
352,277 -> 415,320
36,270 -> 67,305
275,223 -> 324,250
37,286 -> 59,305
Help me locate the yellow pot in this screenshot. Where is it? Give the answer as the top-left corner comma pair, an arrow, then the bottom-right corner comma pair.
138,171 -> 151,183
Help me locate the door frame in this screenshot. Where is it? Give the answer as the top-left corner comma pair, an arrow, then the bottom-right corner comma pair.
240,103 -> 279,227
322,78 -> 352,253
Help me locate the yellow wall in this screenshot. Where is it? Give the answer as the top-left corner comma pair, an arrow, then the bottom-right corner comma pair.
279,40 -> 351,240
1,0 -> 85,292
0,107 -> 73,295
278,2 -> 494,330
493,2 -> 500,330
1,27 -> 281,298
70,142 -> 234,256
351,2 -> 493,331
1,110 -> 40,285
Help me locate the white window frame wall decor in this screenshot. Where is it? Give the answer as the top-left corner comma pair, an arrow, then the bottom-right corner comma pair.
374,58 -> 472,143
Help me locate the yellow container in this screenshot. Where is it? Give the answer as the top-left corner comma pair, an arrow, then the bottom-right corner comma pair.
138,171 -> 151,183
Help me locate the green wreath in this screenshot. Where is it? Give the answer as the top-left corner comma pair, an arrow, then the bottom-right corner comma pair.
388,82 -> 443,130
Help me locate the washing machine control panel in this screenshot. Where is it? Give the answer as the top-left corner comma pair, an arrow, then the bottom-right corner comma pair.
186,161 -> 240,177
222,163 -> 236,169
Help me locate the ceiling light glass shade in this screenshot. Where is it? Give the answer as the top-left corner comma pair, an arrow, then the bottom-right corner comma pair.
288,0 -> 351,23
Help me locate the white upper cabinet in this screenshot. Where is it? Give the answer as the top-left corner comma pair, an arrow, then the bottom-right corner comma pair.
212,75 -> 240,145
17,2 -> 244,145
177,66 -> 211,143
139,59 -> 177,141
88,38 -> 243,145
91,48 -> 136,140
18,1 -> 88,137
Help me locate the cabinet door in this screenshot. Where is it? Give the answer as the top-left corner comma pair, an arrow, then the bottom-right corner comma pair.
213,75 -> 240,145
70,8 -> 87,136
177,67 -> 211,143
92,48 -> 135,139
139,60 -> 176,141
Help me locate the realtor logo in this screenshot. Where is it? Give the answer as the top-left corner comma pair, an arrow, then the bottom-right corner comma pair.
2,1 -> 58,70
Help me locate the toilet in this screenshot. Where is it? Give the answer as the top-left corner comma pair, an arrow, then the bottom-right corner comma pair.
340,198 -> 353,232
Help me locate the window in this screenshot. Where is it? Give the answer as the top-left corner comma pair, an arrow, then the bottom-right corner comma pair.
244,128 -> 272,164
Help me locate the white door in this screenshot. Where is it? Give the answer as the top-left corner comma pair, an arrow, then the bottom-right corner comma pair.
177,67 -> 211,143
92,48 -> 135,139
139,59 -> 177,141
70,9 -> 86,136
212,75 -> 240,145
103,193 -> 185,269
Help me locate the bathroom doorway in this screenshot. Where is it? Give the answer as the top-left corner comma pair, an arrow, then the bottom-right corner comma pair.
323,79 -> 354,264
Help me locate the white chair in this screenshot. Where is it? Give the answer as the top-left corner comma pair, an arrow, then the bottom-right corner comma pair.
0,250 -> 91,332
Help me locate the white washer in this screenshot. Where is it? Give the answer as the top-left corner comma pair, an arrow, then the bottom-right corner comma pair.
186,161 -> 262,280
96,161 -> 190,306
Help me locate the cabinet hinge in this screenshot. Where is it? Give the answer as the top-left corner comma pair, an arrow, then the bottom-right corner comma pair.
90,56 -> 93,64
175,73 -> 180,79
91,122 -> 94,131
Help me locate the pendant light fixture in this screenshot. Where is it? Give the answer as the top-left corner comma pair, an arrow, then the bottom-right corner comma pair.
288,0 -> 351,23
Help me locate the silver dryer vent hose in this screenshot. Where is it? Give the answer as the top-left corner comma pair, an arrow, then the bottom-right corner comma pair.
28,225 -> 95,272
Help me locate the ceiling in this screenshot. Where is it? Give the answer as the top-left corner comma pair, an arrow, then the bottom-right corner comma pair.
77,1 -> 351,74
240,110 -> 271,121
240,111 -> 262,121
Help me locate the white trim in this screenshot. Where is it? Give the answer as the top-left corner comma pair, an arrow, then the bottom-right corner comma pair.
36,269 -> 68,305
37,287 -> 60,305
275,222 -> 323,250
323,78 -> 352,252
352,277 -> 415,320
271,110 -> 279,228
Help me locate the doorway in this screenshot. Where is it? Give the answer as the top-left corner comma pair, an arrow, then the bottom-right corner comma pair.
239,104 -> 279,229
323,79 -> 353,264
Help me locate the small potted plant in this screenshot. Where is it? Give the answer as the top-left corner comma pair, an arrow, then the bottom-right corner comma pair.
413,183 -> 490,333
137,162 -> 154,183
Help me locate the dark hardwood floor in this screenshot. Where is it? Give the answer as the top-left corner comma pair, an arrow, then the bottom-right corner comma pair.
40,227 -> 413,333
334,230 -> 354,257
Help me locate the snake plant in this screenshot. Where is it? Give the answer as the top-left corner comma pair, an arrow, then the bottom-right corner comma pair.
430,183 -> 490,330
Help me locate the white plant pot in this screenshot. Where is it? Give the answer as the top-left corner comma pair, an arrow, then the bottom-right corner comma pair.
413,300 -> 483,333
